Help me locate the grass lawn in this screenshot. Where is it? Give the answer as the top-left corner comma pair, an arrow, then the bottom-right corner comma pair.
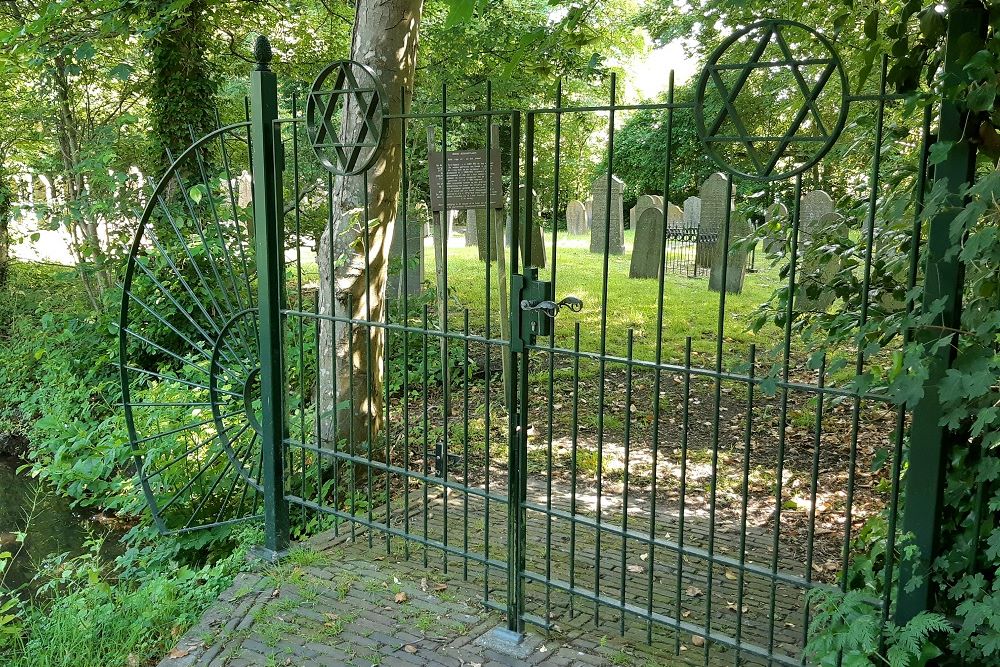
424,229 -> 786,369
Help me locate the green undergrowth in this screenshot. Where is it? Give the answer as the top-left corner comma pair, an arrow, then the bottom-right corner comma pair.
1,524 -> 263,667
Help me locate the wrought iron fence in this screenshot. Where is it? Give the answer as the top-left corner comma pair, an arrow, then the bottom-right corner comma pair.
118,12 -> 986,667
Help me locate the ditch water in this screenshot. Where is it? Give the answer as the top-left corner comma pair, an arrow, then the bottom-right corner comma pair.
0,455 -> 120,591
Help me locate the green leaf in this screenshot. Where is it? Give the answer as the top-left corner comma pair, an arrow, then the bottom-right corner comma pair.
109,63 -> 133,81
967,83 -> 997,112
928,141 -> 953,165
75,42 -> 95,61
444,0 -> 477,28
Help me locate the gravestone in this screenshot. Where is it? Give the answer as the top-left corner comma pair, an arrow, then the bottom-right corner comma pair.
387,215 -> 424,299
589,174 -> 625,255
709,213 -> 752,294
237,171 -> 252,208
585,198 -> 593,230
468,208 -> 498,261
629,207 -> 667,279
508,185 -> 545,267
797,209 -> 845,312
465,208 -> 481,247
666,202 -> 683,229
650,195 -> 664,209
696,173 -> 730,269
566,200 -> 588,235
683,196 -> 701,230
630,194 -> 659,231
764,202 -> 788,254
800,190 -> 834,240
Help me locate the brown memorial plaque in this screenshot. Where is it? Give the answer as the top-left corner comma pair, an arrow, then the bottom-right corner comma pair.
428,149 -> 503,211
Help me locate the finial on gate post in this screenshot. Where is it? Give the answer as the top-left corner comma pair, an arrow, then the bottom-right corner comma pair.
254,35 -> 273,71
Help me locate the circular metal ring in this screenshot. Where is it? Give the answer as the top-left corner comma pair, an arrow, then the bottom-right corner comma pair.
306,59 -> 388,176
210,308 -> 263,492
694,19 -> 850,181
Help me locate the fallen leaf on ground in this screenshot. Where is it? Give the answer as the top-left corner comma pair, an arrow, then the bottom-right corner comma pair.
395,591 -> 409,603
167,648 -> 189,659
692,635 -> 705,647
403,644 -> 418,654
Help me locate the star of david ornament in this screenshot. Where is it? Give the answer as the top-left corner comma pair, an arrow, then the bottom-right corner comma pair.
306,60 -> 387,176
694,20 -> 849,181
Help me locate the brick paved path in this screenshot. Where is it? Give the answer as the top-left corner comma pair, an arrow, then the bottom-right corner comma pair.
158,480 -> 809,667
157,534 -> 673,667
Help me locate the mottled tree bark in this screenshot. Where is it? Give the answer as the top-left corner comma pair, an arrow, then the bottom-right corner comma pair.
317,0 -> 423,452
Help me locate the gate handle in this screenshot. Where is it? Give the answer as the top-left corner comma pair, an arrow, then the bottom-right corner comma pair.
520,295 -> 583,318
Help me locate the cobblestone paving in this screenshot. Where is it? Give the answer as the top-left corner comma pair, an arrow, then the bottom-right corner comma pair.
159,481 -> 805,667
157,532 -> 677,667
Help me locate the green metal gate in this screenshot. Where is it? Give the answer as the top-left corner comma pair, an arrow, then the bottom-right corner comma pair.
120,12 -> 984,666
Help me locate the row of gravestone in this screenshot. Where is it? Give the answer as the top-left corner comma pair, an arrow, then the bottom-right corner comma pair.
622,176 -> 846,301
386,171 -> 845,306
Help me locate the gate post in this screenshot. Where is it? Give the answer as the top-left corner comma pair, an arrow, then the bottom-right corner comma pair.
895,4 -> 985,622
250,35 -> 290,558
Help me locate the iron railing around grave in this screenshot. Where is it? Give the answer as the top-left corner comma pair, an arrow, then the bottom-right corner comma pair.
119,11 -> 986,667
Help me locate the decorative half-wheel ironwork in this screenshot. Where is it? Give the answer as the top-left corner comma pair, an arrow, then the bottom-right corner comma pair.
119,121 -> 265,534
694,19 -> 849,181
306,59 -> 387,175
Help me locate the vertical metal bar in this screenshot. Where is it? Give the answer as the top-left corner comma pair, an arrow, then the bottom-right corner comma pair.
734,344 -> 756,664
400,98 -> 411,559
647,71 -> 675,643
291,93 -> 307,526
619,329 -> 635,635
569,322 -> 581,619
897,3 -> 985,622
545,80 -> 563,625
881,105 -> 932,630
768,173 -> 803,652
674,336 -> 693,655
506,110 -> 524,634
594,73 -> 618,627
249,37 -> 289,556
704,174 -> 735,665
440,84 -> 452,573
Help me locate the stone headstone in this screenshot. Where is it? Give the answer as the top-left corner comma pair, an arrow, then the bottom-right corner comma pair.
800,190 -> 834,241
387,216 -> 424,299
683,196 -> 701,230
630,194 -> 659,231
566,200 -> 588,235
509,185 -> 545,267
237,171 -> 252,208
666,202 -> 683,229
797,210 -> 845,312
650,195 -> 664,209
590,174 -> 625,255
696,173 -> 730,269
709,213 -> 752,294
465,208 -> 481,247
467,208 -> 499,261
585,199 -> 593,229
629,207 -> 667,279
764,202 -> 788,255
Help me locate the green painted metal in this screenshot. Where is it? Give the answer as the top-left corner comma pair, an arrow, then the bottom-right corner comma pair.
249,36 -> 289,557
120,13 -> 991,664
895,4 -> 986,623
694,19 -> 850,181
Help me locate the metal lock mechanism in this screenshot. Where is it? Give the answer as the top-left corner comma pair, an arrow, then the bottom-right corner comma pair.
511,267 -> 583,352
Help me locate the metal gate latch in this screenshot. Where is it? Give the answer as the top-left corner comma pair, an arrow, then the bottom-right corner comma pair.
519,296 -> 584,319
511,268 -> 583,352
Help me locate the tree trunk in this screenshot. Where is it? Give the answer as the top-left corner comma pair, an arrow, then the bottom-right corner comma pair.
0,172 -> 9,289
147,0 -> 217,171
317,0 -> 423,452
